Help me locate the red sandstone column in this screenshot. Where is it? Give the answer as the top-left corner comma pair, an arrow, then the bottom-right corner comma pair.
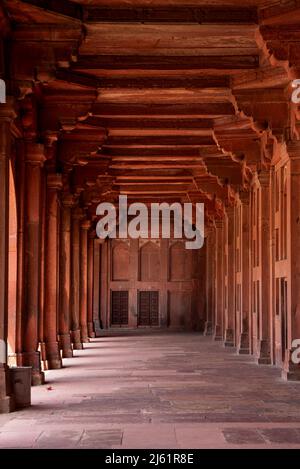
214,219 -> 224,341
257,169 -> 272,365
15,141 -> 25,362
238,193 -> 251,354
197,242 -> 207,331
283,142 -> 300,380
210,228 -> 216,335
58,194 -> 74,358
70,207 -> 83,349
38,169 -> 47,365
80,219 -> 91,343
20,142 -> 46,384
0,101 -> 15,412
39,136 -> 59,365
223,213 -> 229,343
100,241 -> 109,329
44,174 -> 63,369
87,233 -> 95,338
93,240 -> 101,335
224,206 -> 235,347
204,227 -> 215,336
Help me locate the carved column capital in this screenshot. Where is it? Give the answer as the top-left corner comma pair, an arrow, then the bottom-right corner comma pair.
95,238 -> 105,245
239,190 -> 250,205
24,143 -> 46,166
44,132 -> 59,148
61,193 -> 77,209
47,173 -> 63,191
72,207 -> 85,221
225,205 -> 235,219
204,225 -> 215,237
215,218 -> 224,229
81,219 -> 92,231
258,168 -> 271,187
0,98 -> 17,163
287,141 -> 300,161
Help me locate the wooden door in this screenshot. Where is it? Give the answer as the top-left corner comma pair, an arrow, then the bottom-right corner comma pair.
139,291 -> 150,326
111,291 -> 128,326
138,291 -> 159,326
149,291 -> 159,326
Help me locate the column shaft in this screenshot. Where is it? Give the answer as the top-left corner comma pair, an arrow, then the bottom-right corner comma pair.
87,234 -> 95,338
20,143 -> 45,384
79,220 -> 90,343
0,106 -> 15,413
214,219 -> 224,341
58,195 -> 74,358
100,242 -> 109,329
38,170 -> 46,365
204,228 -> 215,335
15,141 -> 25,358
257,170 -> 272,364
44,174 -> 62,369
70,208 -> 83,349
93,241 -> 101,335
225,207 -> 235,347
238,195 -> 251,354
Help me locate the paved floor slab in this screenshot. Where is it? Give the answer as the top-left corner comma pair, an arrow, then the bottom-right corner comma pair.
0,333 -> 300,448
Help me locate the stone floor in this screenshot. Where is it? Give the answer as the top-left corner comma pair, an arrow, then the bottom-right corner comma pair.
1,332 -> 300,449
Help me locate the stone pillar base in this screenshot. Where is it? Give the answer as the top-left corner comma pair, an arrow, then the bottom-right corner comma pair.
0,365 -> 14,413
45,342 -> 62,370
80,325 -> 89,343
224,328 -> 235,347
17,351 -> 45,386
282,363 -> 300,381
31,370 -> 45,386
93,319 -> 102,337
256,339 -> 271,365
214,325 -> 223,341
196,318 -> 205,333
238,332 -> 250,355
39,342 -> 48,373
39,342 -> 47,363
7,354 -> 17,367
0,395 -> 14,413
282,351 -> 300,381
59,334 -> 73,359
71,329 -> 83,350
204,321 -> 213,336
88,322 -> 96,339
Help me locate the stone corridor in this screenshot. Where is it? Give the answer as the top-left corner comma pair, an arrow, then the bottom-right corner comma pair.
0,332 -> 300,449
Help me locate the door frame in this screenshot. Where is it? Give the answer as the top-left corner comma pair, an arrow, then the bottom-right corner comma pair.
137,290 -> 160,327
110,290 -> 129,327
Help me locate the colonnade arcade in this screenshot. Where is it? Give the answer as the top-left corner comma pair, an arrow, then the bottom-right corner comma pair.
1,0 -> 300,412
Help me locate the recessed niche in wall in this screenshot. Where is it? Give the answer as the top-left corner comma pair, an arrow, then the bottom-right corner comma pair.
111,240 -> 130,281
139,241 -> 161,282
169,241 -> 193,281
168,290 -> 191,328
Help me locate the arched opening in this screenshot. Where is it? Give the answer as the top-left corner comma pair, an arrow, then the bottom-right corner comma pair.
139,241 -> 160,282
112,240 -> 130,281
7,161 -> 18,365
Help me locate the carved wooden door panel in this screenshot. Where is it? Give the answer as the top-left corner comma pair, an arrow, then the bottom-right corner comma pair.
138,291 -> 150,326
149,291 -> 159,326
138,291 -> 159,326
111,291 -> 128,325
